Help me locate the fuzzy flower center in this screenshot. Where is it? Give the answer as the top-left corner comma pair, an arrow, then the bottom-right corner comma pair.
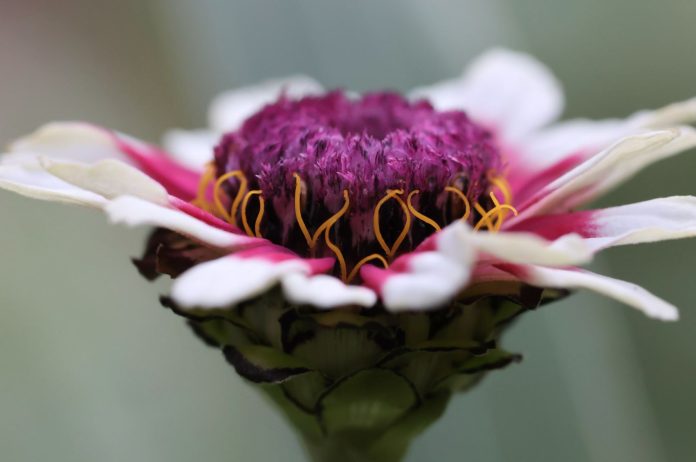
194,91 -> 514,281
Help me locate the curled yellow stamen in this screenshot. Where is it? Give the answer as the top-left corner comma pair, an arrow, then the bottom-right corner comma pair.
473,193 -> 518,232
445,186 -> 471,221
406,190 -> 441,232
192,163 -> 216,211
254,197 -> 265,238
347,254 -> 389,284
321,190 -> 350,281
293,173 -> 314,247
489,175 -> 513,205
241,190 -> 264,237
213,170 -> 248,224
373,189 -> 411,260
474,202 -> 495,231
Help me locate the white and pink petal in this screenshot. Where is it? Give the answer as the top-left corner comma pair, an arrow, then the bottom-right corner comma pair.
161,129 -> 218,172
281,273 -> 377,308
512,196 -> 696,252
8,122 -> 201,201
170,247 -> 336,309
0,162 -> 106,208
508,97 -> 696,201
360,221 -> 593,312
498,264 -> 678,321
41,158 -> 169,205
105,195 -> 259,248
410,48 -> 564,142
208,75 -> 324,133
514,127 -> 696,220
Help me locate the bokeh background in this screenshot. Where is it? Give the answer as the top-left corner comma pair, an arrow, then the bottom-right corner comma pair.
1,1 -> 695,461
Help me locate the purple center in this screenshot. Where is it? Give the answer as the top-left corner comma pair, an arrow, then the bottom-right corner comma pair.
215,90 -> 501,261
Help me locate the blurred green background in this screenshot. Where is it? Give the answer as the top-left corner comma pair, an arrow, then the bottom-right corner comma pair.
1,1 -> 695,461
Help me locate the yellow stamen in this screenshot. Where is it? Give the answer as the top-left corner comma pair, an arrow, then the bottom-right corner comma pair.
489,174 -> 513,205
373,189 -> 411,260
474,202 -> 495,232
347,254 -> 389,283
321,190 -> 350,281
445,186 -> 471,221
192,163 -> 216,211
254,197 -> 265,238
473,195 -> 518,232
489,192 -> 504,231
213,170 -> 248,224
315,190 -> 351,244
406,190 -> 441,232
241,190 -> 264,237
293,173 -> 314,247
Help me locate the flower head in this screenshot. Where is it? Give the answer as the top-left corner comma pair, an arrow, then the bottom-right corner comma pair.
4,47 -> 696,317
3,48 -> 696,460
207,90 -> 503,275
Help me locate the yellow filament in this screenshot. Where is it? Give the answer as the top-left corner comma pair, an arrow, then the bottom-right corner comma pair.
347,254 -> 389,283
445,186 -> 471,221
373,189 -> 412,260
192,163 -> 216,211
254,197 -> 266,238
293,173 -> 314,247
213,170 -> 248,224
305,193 -> 349,250
474,202 -> 495,231
473,194 -> 518,232
406,190 -> 441,232
241,190 -> 264,237
321,190 -> 351,281
489,175 -> 513,205
196,167 -> 520,281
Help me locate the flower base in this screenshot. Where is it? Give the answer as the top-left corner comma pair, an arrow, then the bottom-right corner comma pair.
163,284 -> 559,461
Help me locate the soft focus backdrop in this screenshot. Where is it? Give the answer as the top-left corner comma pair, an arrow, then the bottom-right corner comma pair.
2,1 -> 695,461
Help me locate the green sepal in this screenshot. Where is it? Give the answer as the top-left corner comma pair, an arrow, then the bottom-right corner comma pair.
317,368 -> 419,435
222,343 -> 316,384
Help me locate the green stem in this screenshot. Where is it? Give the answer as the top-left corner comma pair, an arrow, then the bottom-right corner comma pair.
298,393 -> 451,462
303,434 -> 409,462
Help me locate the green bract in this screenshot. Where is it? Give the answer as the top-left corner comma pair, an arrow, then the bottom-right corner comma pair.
163,285 -> 561,462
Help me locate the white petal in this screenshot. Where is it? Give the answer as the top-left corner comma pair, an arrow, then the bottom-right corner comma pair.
511,265 -> 678,321
517,127 -> 696,219
9,122 -> 130,164
457,225 -> 594,266
105,196 -> 253,248
208,75 -> 323,132
281,273 -> 377,308
586,196 -> 696,251
161,129 -> 217,172
379,223 -> 475,311
41,158 -> 168,205
635,96 -> 696,128
381,252 -> 472,312
0,164 -> 105,207
410,48 -> 563,140
518,97 -> 696,171
171,256 -> 308,308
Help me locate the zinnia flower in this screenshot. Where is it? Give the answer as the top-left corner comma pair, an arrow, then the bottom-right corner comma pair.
2,49 -> 695,462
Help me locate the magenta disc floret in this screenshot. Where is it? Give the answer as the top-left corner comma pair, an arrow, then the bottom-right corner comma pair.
215,90 -> 501,262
